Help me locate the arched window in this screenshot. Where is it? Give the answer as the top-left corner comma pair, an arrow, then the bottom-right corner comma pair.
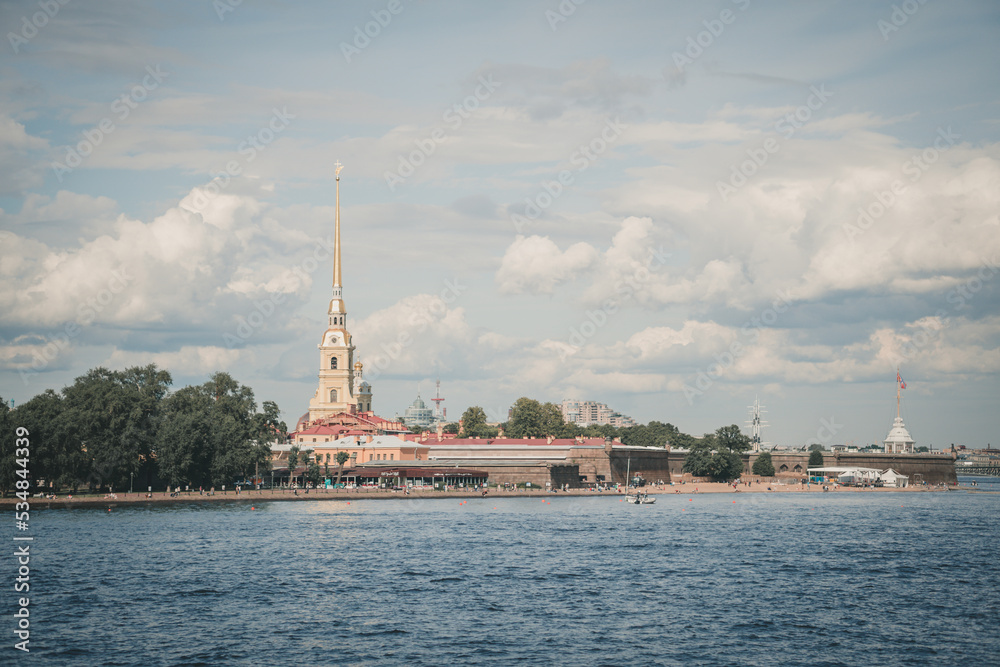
779,464 -> 788,472
329,389 -> 338,402
330,357 -> 338,369
793,464 -> 802,472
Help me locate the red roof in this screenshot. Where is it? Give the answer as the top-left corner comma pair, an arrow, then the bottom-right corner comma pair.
411,437 -> 607,447
296,425 -> 342,436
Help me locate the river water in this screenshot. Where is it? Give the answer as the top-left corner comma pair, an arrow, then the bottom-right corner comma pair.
16,487 -> 1000,666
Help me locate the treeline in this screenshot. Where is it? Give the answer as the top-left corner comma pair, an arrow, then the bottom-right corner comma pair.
450,397 -> 754,482
0,365 -> 285,496
449,397 -> 715,448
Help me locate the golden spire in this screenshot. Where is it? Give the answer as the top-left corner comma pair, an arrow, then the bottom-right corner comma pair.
334,161 -> 343,289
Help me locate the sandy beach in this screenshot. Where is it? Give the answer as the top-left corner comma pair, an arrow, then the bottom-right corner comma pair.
0,480 -> 949,508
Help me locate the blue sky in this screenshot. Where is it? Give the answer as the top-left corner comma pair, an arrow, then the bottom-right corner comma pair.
1,0 -> 998,448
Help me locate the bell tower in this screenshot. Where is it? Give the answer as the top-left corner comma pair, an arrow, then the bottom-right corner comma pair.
308,163 -> 372,422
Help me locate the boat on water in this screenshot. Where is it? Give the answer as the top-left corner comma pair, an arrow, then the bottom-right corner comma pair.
625,491 -> 655,504
622,457 -> 655,503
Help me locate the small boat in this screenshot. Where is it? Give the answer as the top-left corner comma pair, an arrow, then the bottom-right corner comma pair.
625,491 -> 655,504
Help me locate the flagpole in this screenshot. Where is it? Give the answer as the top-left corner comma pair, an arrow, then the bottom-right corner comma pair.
896,366 -> 901,420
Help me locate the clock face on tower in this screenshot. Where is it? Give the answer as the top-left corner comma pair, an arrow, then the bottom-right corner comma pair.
324,331 -> 344,346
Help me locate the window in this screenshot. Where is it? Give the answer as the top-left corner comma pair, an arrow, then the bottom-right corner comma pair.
390,454 -> 394,461
330,357 -> 338,369
312,438 -> 316,442
329,389 -> 338,402
325,453 -> 330,463
368,454 -> 372,461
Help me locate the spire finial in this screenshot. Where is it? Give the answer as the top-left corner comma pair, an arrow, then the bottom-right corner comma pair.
334,162 -> 343,288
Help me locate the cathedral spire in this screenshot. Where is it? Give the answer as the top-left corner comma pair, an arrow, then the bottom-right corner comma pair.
327,162 -> 346,325
333,160 -> 343,292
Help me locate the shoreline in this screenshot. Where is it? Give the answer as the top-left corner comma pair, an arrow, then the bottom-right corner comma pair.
2,481 -> 952,509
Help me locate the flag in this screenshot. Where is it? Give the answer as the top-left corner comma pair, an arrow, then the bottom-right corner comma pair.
897,372 -> 906,389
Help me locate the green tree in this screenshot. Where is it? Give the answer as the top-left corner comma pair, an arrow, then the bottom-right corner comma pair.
506,398 -> 565,438
621,421 -> 681,448
752,451 -> 775,476
682,424 -> 749,481
287,445 -> 300,487
808,449 -> 825,469
61,365 -> 172,492
334,450 -> 350,487
0,397 -> 15,496
306,460 -> 322,487
807,443 -> 823,452
442,422 -> 459,434
155,385 -> 214,488
681,447 -> 714,477
459,406 -> 498,438
15,390 -> 88,493
669,431 -> 697,449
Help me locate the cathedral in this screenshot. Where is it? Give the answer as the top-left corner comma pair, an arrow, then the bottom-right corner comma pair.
307,163 -> 373,422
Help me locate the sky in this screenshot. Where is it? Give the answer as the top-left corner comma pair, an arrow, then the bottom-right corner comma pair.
1,0 -> 998,449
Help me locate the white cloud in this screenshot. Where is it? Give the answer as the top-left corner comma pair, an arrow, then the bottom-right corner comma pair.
495,234 -> 598,294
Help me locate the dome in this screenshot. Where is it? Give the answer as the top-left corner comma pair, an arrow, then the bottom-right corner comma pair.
294,412 -> 311,432
412,395 -> 426,409
354,361 -> 363,370
884,416 -> 915,445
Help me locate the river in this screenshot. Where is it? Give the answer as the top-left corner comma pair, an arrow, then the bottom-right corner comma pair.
17,488 -> 1000,666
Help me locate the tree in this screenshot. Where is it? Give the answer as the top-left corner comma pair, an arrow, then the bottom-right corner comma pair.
682,447 -> 714,477
334,451 -> 350,487
621,421 -> 680,448
715,424 -> 752,454
0,397 -> 14,496
506,398 -> 565,438
155,385 -> 214,489
459,406 -> 498,438
15,390 -> 88,493
61,365 -> 172,492
306,460 -> 322,487
287,445 -> 300,487
442,422 -> 459,434
807,443 -> 824,452
752,451 -> 775,476
682,424 -> 749,482
808,449 -> 825,469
